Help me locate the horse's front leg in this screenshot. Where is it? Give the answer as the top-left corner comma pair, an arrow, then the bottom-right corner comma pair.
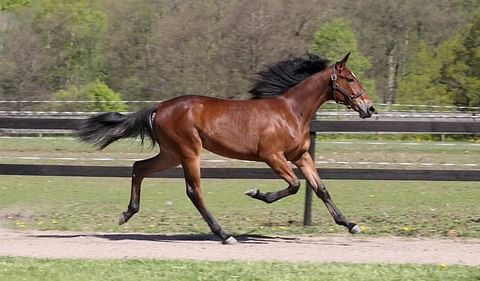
294,152 -> 360,234
245,153 -> 300,203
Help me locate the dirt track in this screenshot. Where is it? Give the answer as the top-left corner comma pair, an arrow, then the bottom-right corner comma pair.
1,227 -> 479,265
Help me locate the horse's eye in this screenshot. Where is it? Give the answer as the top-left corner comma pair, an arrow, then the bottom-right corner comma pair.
346,77 -> 355,83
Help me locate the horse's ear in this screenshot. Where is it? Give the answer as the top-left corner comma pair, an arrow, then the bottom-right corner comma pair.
335,52 -> 351,70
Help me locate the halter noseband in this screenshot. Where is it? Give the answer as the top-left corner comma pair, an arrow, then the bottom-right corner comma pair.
330,66 -> 364,107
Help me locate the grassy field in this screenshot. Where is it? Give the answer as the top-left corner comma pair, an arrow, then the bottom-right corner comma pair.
0,257 -> 479,281
0,136 -> 478,169
0,136 -> 479,236
1,176 -> 479,238
1,137 -> 479,280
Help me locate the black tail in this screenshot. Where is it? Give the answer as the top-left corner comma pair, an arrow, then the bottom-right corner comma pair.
77,104 -> 157,149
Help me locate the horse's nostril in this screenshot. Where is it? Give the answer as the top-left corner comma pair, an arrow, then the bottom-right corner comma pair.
368,106 -> 376,114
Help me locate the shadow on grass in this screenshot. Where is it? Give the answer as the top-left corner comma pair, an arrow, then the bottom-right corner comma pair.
30,232 -> 299,244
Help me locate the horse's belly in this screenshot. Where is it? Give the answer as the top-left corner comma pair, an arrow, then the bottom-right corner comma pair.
201,133 -> 261,161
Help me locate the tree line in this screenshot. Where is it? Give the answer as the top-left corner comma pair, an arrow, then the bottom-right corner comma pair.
0,0 -> 478,111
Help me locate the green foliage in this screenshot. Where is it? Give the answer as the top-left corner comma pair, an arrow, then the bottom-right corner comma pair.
310,19 -> 370,74
398,9 -> 480,108
0,0 -> 30,11
449,9 -> 480,107
103,0 -> 163,101
397,40 -> 456,105
32,0 -> 107,88
54,80 -> 128,112
310,18 -> 377,101
0,1 -> 479,106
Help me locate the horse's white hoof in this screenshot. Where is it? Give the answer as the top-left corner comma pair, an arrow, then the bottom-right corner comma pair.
349,224 -> 361,234
245,188 -> 259,197
223,236 -> 238,245
118,214 -> 126,225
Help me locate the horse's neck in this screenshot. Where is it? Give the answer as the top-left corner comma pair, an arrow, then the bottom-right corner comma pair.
284,71 -> 331,126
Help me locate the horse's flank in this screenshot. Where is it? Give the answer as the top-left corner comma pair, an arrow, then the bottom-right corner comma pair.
153,94 -> 311,162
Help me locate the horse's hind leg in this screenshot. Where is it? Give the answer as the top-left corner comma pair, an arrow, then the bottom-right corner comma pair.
181,156 -> 237,244
119,149 -> 180,225
294,152 -> 360,234
245,153 -> 300,203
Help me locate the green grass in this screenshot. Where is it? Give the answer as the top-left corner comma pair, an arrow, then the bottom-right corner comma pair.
0,257 -> 479,281
1,136 -> 479,237
0,136 -> 478,169
1,176 -> 479,238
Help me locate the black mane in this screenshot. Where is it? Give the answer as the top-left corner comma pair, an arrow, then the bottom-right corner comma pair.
249,54 -> 330,99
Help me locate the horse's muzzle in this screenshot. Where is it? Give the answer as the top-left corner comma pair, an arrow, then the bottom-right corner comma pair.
358,104 -> 376,119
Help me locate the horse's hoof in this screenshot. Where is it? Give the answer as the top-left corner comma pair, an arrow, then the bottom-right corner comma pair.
245,188 -> 259,197
349,224 -> 361,234
118,214 -> 127,225
222,236 -> 238,245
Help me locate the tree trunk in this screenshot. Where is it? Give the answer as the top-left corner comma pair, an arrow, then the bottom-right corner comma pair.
386,47 -> 398,104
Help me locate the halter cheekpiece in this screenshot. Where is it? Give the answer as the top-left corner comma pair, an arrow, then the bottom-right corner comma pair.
330,66 -> 364,107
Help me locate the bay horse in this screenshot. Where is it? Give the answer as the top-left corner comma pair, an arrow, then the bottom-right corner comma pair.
78,53 -> 376,244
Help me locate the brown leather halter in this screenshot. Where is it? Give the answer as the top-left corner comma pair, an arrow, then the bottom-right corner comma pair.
330,66 -> 365,108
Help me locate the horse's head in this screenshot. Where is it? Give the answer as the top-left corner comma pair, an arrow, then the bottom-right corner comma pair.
330,53 -> 376,119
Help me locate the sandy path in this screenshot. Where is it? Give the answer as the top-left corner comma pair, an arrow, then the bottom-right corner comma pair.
0,227 -> 479,265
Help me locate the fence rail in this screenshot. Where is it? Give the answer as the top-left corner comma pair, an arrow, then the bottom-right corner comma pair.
1,117 -> 479,134
1,164 -> 479,181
